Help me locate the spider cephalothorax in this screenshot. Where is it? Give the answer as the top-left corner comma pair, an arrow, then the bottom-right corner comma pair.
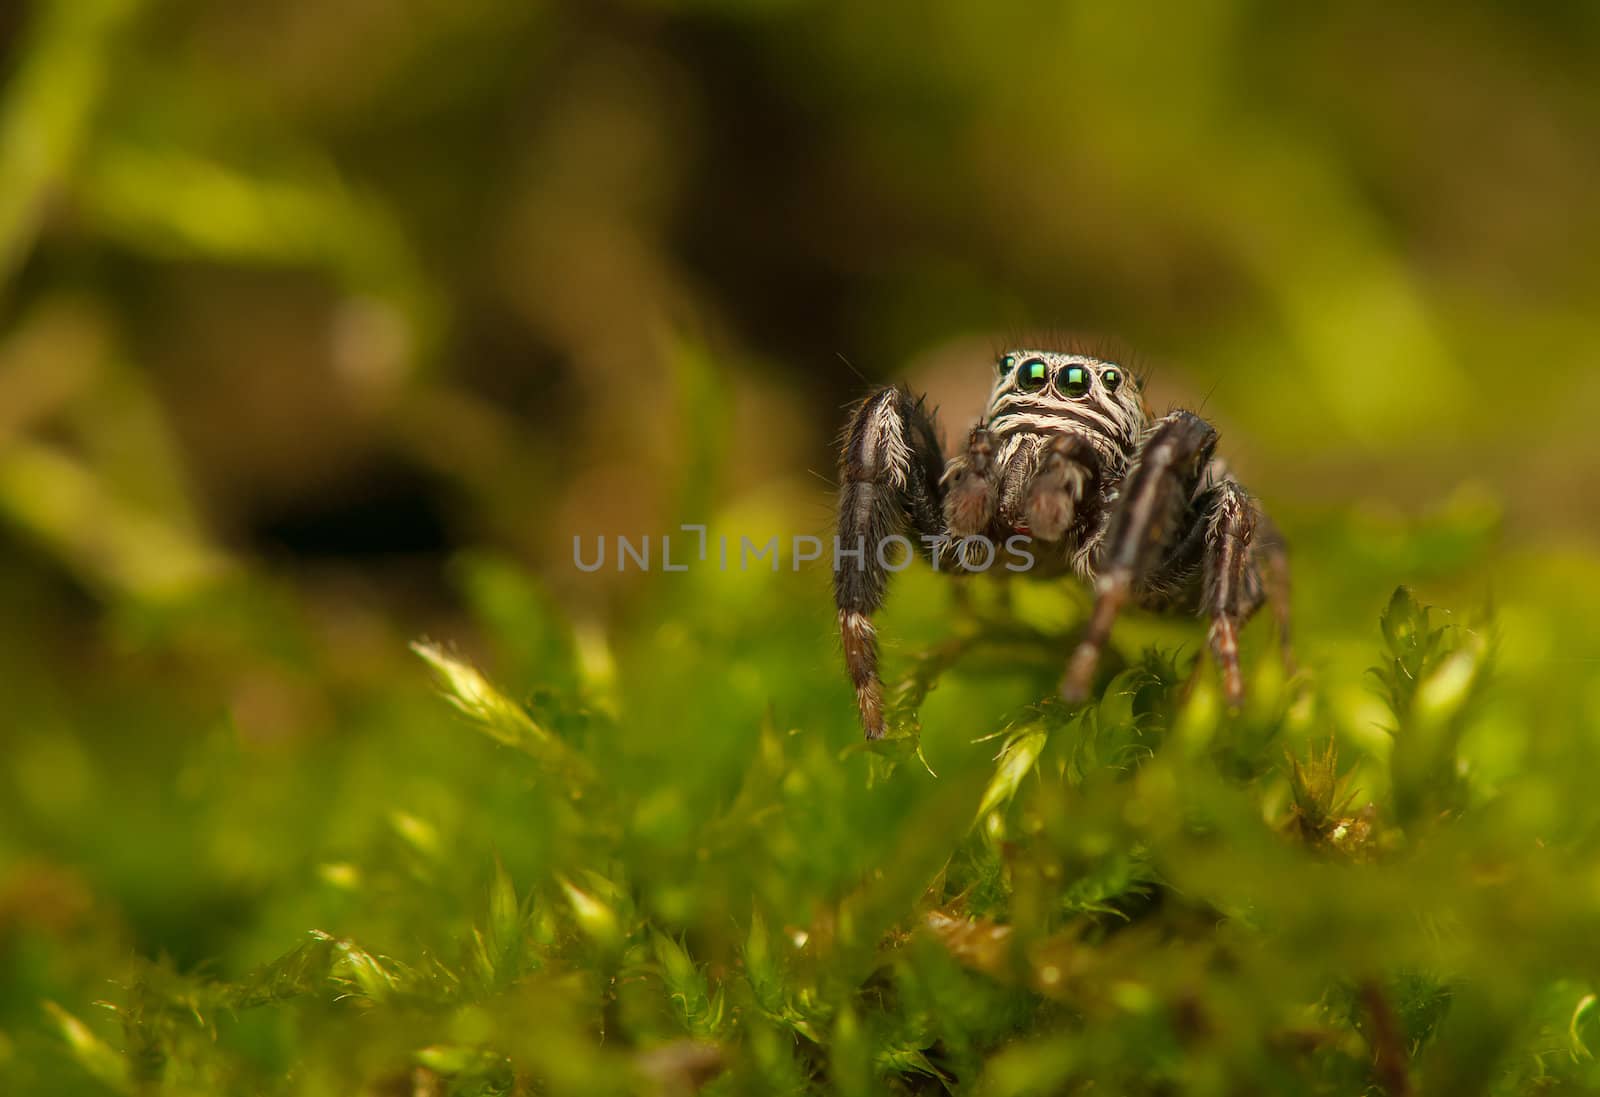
834,346 -> 1292,738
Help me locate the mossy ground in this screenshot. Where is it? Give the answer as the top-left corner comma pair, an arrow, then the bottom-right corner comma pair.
6,497 -> 1600,1095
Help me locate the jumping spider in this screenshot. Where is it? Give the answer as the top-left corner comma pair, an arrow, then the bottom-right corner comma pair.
834,346 -> 1292,738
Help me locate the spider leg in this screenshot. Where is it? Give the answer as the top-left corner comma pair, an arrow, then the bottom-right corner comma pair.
942,426 -> 1001,537
1024,433 -> 1102,541
1202,480 -> 1262,709
835,386 -> 947,738
1062,411 -> 1217,702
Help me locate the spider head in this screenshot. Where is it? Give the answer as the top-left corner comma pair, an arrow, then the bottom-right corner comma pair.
993,349 -> 1135,400
992,348 -> 1132,394
985,349 -> 1146,446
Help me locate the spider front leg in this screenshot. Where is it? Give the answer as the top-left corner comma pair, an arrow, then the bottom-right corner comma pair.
1201,481 -> 1265,707
1062,411 -> 1218,702
942,425 -> 1001,536
834,386 -> 948,738
1025,433 -> 1102,541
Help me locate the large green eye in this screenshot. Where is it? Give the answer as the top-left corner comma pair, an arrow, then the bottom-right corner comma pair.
1100,367 -> 1123,393
1016,358 -> 1049,392
1060,364 -> 1092,397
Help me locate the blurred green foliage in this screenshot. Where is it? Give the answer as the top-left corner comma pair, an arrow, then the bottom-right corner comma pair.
3,0 -> 1600,1094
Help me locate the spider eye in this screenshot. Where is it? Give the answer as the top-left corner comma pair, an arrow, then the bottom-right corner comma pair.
1060,364 -> 1092,398
1100,367 -> 1123,393
1015,358 -> 1049,392
999,354 -> 1017,375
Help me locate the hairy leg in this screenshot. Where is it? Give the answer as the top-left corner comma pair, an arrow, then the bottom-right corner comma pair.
1024,433 -> 1102,542
942,426 -> 1001,537
1062,411 -> 1218,702
835,386 -> 947,737
1201,481 -> 1263,708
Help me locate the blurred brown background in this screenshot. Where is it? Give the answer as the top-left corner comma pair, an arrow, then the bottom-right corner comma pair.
3,0 -> 1599,635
